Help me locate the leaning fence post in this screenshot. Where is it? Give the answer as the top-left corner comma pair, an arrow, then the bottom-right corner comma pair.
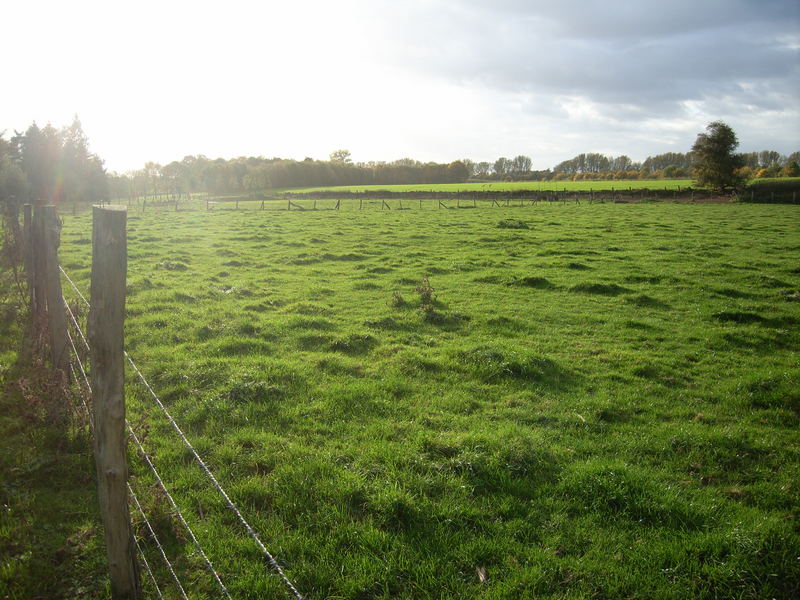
88,205 -> 140,599
41,206 -> 69,371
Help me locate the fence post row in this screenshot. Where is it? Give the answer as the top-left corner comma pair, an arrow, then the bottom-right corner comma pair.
87,205 -> 141,599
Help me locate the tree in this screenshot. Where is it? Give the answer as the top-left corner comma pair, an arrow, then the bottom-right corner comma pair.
493,157 -> 509,177
781,160 -> 800,178
446,160 -> 470,183
329,149 -> 352,164
691,121 -> 746,191
511,155 -> 532,176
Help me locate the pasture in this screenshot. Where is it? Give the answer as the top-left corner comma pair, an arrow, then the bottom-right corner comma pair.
281,179 -> 696,194
57,202 -> 799,599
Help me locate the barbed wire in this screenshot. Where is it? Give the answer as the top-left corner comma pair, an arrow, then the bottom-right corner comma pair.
65,326 -> 167,600
128,424 -> 233,599
125,355 -> 305,600
64,297 -> 233,599
60,266 -> 304,598
128,481 -> 189,600
59,265 -> 89,307
132,529 -> 165,600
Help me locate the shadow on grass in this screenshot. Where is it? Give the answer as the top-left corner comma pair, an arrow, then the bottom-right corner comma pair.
712,311 -> 799,327
571,282 -> 631,296
459,346 -> 577,389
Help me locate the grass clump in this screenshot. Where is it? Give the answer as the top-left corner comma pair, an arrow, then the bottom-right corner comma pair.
497,218 -> 529,229
560,460 -> 707,528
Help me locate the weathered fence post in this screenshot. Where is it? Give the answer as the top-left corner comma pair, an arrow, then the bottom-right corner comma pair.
23,204 -> 33,306
31,206 -> 48,319
41,206 -> 69,371
88,205 -> 140,599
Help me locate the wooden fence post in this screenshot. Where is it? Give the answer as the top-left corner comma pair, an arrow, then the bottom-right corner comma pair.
31,206 -> 48,318
41,206 -> 69,371
88,205 -> 140,599
23,204 -> 33,306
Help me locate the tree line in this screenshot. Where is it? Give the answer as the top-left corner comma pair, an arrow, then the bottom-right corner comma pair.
2,118 -> 799,210
0,118 -> 107,218
115,148 -> 799,198
109,152 -> 472,198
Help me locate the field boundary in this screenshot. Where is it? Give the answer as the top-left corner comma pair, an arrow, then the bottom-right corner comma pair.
14,203 -> 304,599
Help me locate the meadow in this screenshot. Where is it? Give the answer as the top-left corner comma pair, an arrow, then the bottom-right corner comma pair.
282,179 -> 695,194
55,201 -> 799,599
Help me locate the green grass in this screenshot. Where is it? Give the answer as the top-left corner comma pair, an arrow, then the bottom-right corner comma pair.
0,261 -> 108,598
52,202 -> 800,598
281,179 -> 696,194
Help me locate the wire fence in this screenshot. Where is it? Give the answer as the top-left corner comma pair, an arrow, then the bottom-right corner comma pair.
59,253 -> 304,597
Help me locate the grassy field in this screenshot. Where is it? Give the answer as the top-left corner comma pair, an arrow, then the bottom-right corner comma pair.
281,180 -> 696,194
52,202 -> 799,598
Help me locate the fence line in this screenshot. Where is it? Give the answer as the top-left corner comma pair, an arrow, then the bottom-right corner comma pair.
65,308 -> 231,599
65,324 -> 171,600
128,482 -> 189,600
124,352 -> 305,600
24,203 -> 305,598
131,531 -> 165,600
127,422 -> 233,599
69,352 -> 166,600
61,263 -> 303,599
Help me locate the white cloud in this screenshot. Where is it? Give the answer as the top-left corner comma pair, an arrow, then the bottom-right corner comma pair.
2,0 -> 798,171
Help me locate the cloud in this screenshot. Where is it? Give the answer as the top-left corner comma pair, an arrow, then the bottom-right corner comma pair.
362,0 -> 800,132
3,0 -> 797,170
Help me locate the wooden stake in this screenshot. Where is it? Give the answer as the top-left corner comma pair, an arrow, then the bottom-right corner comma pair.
88,206 -> 140,599
23,204 -> 33,306
31,207 -> 47,318
41,206 -> 68,371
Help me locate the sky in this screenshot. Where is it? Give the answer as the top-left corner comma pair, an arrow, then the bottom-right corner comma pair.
3,0 -> 799,173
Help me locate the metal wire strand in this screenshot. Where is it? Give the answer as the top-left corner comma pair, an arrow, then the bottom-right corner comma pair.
133,532 -> 166,600
64,296 -> 233,599
61,266 -> 304,599
64,298 -> 90,352
129,482 -> 190,600
59,265 -> 89,307
66,332 -> 164,599
126,355 -> 305,600
128,426 -> 234,599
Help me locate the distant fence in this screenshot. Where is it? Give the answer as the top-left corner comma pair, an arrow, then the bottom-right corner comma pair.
16,203 -> 304,599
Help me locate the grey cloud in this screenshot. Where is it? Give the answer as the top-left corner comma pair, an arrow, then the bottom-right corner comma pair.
364,0 -> 799,123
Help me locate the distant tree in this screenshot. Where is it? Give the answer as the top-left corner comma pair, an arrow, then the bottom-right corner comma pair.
446,160 -> 470,183
691,121 -> 746,191
757,150 -> 783,168
781,160 -> 800,177
473,161 -> 492,178
493,157 -> 509,177
510,155 -> 532,176
329,149 -> 352,164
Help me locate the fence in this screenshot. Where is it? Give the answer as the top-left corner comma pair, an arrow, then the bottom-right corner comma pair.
18,203 -> 304,599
